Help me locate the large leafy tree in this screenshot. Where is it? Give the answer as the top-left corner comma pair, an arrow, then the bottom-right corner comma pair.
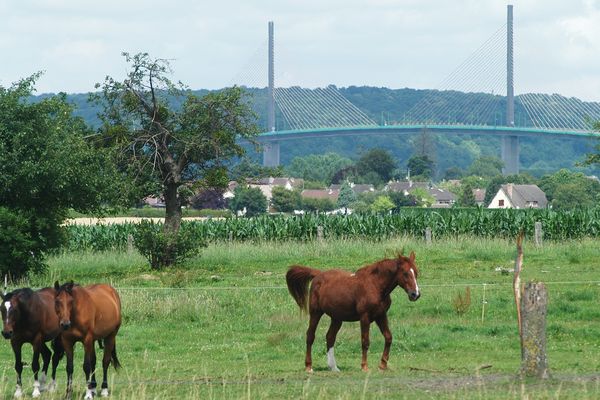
94,53 -> 258,242
407,154 -> 434,180
337,181 -> 357,213
229,186 -> 267,217
356,148 -> 398,183
538,169 -> 600,207
271,186 -> 301,213
0,75 -> 118,277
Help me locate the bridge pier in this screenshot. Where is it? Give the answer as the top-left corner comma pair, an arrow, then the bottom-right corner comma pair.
262,141 -> 280,167
502,135 -> 519,175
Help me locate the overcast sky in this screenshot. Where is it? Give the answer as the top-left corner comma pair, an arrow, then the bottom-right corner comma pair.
1,0 -> 599,101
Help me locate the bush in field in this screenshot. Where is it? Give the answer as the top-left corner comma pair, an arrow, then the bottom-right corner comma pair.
133,221 -> 204,269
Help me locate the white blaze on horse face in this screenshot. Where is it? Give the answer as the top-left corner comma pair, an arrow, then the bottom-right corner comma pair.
4,301 -> 10,324
327,347 -> 340,372
410,269 -> 420,295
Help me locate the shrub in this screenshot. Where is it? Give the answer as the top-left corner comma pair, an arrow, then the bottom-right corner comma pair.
132,221 -> 205,269
0,207 -> 45,278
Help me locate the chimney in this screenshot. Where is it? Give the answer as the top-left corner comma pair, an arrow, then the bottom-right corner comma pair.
507,183 -> 514,198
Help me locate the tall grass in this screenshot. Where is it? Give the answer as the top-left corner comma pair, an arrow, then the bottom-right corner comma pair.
2,238 -> 599,398
63,208 -> 600,251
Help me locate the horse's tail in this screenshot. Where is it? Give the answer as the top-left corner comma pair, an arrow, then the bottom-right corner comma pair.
111,343 -> 121,370
286,265 -> 320,312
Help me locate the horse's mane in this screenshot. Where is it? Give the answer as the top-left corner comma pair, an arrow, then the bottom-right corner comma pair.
358,252 -> 414,276
3,288 -> 34,302
55,281 -> 79,294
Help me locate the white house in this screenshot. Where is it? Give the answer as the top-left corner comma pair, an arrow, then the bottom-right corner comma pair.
488,184 -> 548,209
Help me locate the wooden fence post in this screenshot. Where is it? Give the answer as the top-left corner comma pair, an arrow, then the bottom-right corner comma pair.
317,226 -> 324,242
127,234 -> 134,254
425,227 -> 432,245
534,222 -> 543,247
520,282 -> 550,379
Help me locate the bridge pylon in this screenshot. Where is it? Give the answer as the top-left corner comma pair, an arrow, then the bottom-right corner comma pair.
502,4 -> 519,175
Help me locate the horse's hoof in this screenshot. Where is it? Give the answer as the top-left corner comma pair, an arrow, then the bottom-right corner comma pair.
305,367 -> 314,373
32,389 -> 41,398
361,366 -> 369,372
378,364 -> 388,371
330,366 -> 340,372
100,388 -> 109,397
84,389 -> 94,399
13,387 -> 23,398
47,380 -> 57,392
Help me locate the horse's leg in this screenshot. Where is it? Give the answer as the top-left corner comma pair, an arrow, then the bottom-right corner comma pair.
48,337 -> 64,392
31,339 -> 43,397
100,332 -> 117,397
375,314 -> 393,370
63,339 -> 75,398
360,315 -> 371,372
82,335 -> 97,400
11,340 -> 24,398
305,311 -> 323,372
39,342 -> 51,391
325,319 -> 343,372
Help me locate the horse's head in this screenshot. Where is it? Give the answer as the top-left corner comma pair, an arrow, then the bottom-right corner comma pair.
1,289 -> 32,339
54,281 -> 75,331
396,251 -> 421,302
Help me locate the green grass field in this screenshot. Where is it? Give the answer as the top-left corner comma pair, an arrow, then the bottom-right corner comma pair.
1,237 -> 600,399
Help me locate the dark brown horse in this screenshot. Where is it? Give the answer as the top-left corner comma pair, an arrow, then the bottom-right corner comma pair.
286,252 -> 421,372
1,287 -> 64,398
54,281 -> 122,399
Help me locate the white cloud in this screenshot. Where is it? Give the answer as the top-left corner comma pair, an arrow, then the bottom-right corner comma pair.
0,0 -> 597,101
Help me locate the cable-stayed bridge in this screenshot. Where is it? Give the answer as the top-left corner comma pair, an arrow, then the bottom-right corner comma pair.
233,6 -> 600,174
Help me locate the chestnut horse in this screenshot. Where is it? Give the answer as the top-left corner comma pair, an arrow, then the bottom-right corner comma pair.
54,281 -> 122,399
286,252 -> 421,372
1,287 -> 64,398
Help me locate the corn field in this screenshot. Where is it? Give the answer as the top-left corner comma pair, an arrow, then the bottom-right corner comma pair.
63,208 -> 600,252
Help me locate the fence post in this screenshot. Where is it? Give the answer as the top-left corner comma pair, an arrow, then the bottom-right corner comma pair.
534,222 -> 543,247
520,282 -> 550,379
425,227 -> 432,245
317,226 -> 324,242
127,234 -> 134,254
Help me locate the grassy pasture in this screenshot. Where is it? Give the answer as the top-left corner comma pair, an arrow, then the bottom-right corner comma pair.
1,237 -> 600,399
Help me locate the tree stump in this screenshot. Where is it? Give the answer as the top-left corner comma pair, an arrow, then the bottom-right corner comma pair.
534,222 -> 543,247
520,282 -> 550,379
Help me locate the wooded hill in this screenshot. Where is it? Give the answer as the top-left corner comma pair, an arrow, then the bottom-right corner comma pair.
36,86 -> 599,178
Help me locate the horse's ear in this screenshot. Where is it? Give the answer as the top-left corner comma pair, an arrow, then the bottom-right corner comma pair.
54,281 -> 60,291
409,251 -> 416,262
66,281 -> 74,293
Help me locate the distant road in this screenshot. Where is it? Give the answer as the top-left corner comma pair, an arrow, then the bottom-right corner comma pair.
65,217 -> 210,225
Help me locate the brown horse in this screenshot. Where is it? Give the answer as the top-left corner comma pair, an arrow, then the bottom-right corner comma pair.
1,287 -> 64,398
286,252 -> 421,372
54,281 -> 122,399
